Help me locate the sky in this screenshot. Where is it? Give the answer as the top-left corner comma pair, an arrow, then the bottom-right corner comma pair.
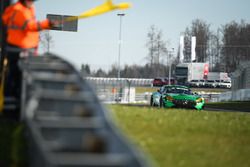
31,0 -> 250,71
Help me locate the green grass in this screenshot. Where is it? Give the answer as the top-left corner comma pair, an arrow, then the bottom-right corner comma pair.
0,118 -> 27,167
136,87 -> 157,94
108,105 -> 250,167
1,104 -> 249,167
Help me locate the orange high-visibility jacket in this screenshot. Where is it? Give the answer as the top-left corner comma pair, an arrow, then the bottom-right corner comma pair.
2,2 -> 50,49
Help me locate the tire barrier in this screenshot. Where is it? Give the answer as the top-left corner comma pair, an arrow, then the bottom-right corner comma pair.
19,53 -> 150,167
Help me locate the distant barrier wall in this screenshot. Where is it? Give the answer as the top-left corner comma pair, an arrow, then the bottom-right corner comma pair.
231,61 -> 250,90
219,89 -> 250,102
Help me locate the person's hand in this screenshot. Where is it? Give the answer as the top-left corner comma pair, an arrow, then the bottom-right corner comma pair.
49,20 -> 61,28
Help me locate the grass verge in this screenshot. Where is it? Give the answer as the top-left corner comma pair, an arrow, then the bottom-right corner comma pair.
108,105 -> 250,167
0,117 -> 27,167
1,104 -> 249,167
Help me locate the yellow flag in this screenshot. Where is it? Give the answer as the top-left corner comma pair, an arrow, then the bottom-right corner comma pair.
66,0 -> 131,22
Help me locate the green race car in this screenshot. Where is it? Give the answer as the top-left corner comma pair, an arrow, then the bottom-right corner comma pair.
150,85 -> 205,110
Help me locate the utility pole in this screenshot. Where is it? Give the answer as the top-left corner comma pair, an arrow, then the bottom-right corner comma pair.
117,13 -> 125,79
168,48 -> 174,85
116,13 -> 125,102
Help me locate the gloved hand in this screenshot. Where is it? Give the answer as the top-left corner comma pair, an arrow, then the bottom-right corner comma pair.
49,19 -> 61,29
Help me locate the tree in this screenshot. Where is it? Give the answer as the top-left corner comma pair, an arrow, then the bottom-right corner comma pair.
145,25 -> 156,66
94,68 -> 106,77
183,27 -> 192,62
221,20 -> 250,72
192,19 -> 211,62
183,19 -> 211,63
208,31 -> 220,72
81,64 -> 91,76
40,30 -> 54,52
107,64 -> 119,78
145,25 -> 168,76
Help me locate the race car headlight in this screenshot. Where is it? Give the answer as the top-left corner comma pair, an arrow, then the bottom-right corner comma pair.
166,95 -> 174,101
196,98 -> 203,103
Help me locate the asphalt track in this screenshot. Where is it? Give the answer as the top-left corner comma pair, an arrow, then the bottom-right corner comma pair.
121,103 -> 250,113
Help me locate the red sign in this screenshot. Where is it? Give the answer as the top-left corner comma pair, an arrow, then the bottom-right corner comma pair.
204,64 -> 209,76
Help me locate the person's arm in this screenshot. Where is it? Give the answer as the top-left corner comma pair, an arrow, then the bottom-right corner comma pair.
2,6 -> 13,25
13,9 -> 51,31
25,18 -> 51,31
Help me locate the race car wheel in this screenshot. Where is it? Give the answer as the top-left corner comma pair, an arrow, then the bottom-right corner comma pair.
159,97 -> 164,108
150,96 -> 154,106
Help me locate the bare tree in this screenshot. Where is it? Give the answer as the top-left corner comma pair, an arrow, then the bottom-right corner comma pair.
183,19 -> 211,63
40,31 -> 54,52
192,19 -> 211,62
145,25 -> 157,66
209,32 -> 220,71
183,27 -> 192,62
221,20 -> 250,72
145,25 -> 168,76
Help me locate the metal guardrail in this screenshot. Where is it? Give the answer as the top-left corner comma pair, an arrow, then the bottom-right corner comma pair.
86,77 -> 153,87
95,91 -> 220,104
85,78 -> 222,104
20,53 -> 150,167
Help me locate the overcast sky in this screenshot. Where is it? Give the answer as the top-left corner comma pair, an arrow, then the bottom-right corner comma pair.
32,0 -> 250,71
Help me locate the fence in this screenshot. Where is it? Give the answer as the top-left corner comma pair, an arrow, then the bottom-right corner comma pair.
86,77 -> 153,87
92,87 -> 220,104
